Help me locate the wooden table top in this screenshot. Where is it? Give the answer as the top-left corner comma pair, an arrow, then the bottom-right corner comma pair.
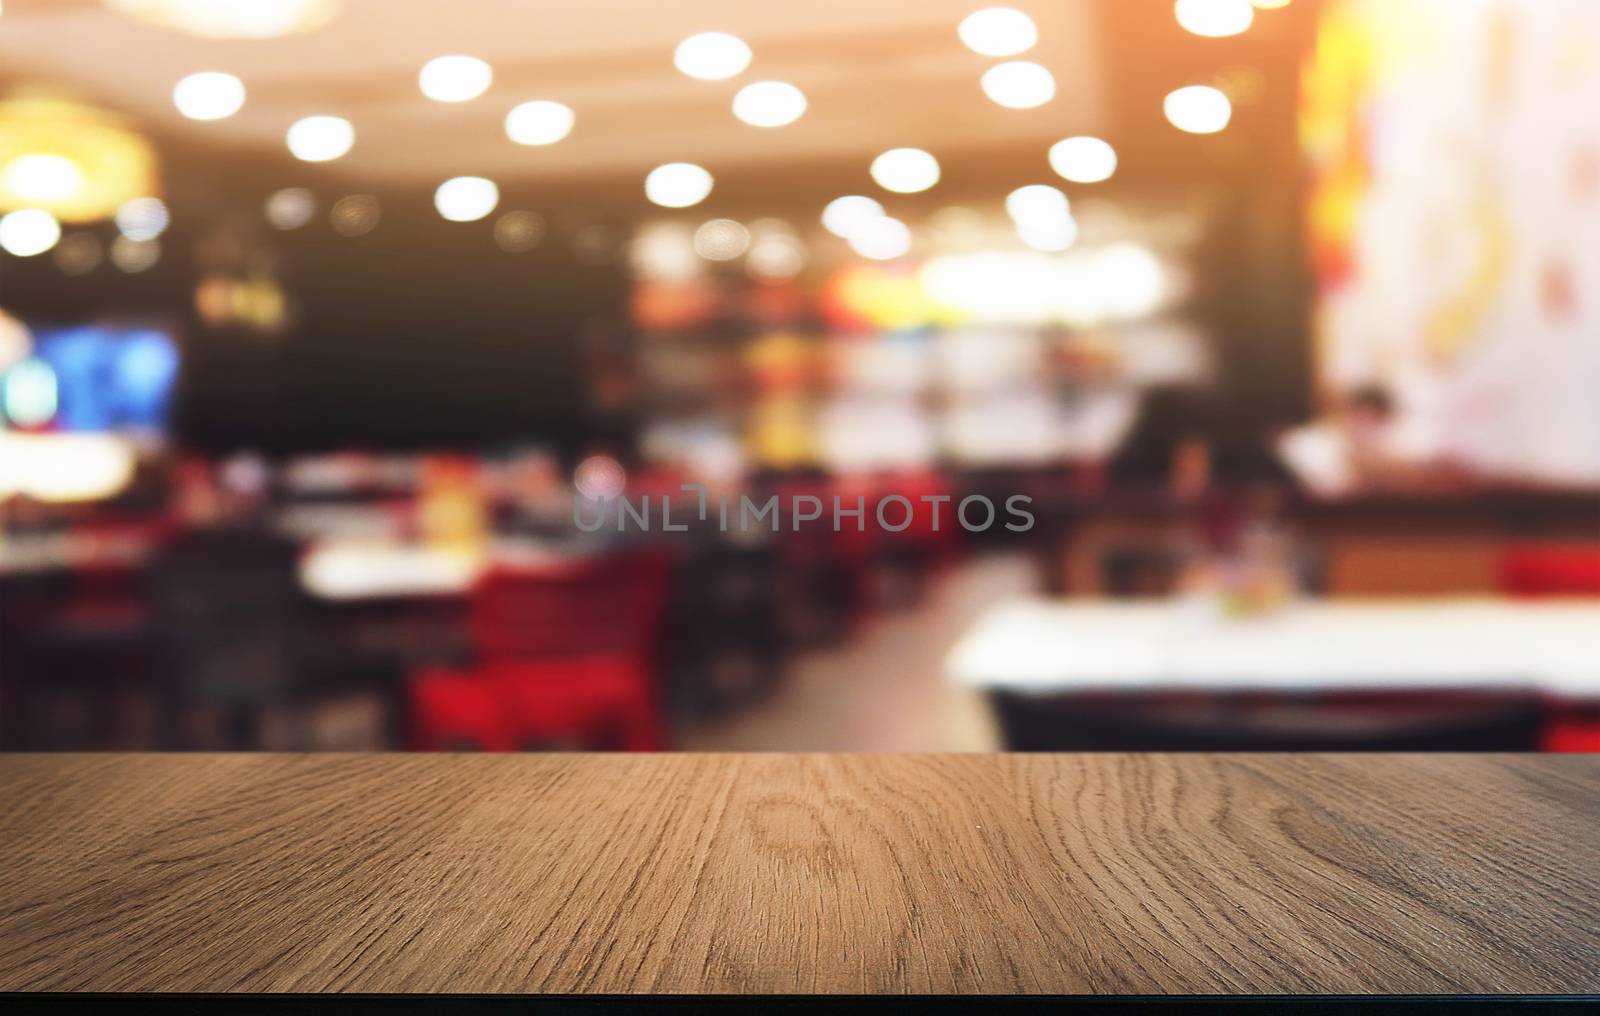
1,753 -> 1596,996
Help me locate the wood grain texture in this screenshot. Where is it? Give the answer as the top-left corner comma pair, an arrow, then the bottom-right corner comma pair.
0,753 -> 1596,995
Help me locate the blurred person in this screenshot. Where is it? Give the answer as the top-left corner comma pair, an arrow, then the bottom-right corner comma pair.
1276,383 -> 1467,498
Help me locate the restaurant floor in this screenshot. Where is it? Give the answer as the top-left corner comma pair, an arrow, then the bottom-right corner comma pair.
677,554 -> 1036,752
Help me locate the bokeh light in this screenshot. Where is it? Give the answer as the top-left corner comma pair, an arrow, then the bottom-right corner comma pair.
4,154 -> 85,204
673,32 -> 751,80
870,148 -> 940,194
115,196 -> 169,241
265,187 -> 315,229
286,115 -> 354,161
1174,0 -> 1255,38
52,232 -> 103,275
172,71 -> 245,120
330,194 -> 381,236
419,55 -> 492,102
1005,184 -> 1069,223
3,357 -> 57,426
746,232 -> 806,279
732,81 -> 807,127
957,8 -> 1037,56
1164,85 -> 1233,133
505,100 -> 574,145
980,61 -> 1055,109
110,235 -> 161,272
644,162 -> 713,208
0,208 -> 61,256
847,215 -> 912,260
434,176 -> 498,222
493,211 -> 545,252
821,195 -> 885,238
693,218 -> 750,261
1048,136 -> 1117,183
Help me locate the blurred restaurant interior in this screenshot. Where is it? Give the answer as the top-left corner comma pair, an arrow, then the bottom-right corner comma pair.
0,0 -> 1596,753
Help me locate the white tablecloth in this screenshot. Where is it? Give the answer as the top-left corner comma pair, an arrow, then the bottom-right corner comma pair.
947,599 -> 1600,699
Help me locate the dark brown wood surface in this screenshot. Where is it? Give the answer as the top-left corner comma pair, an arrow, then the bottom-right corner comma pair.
1,753 -> 1596,994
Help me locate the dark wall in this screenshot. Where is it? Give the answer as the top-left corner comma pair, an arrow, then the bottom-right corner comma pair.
0,122 -> 627,457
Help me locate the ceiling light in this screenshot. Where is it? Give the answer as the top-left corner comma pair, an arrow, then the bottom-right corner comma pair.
110,236 -> 160,272
172,71 -> 245,120
870,148 -> 939,194
434,176 -> 498,222
286,115 -> 354,161
1174,0 -> 1254,38
693,219 -> 750,261
419,55 -> 492,103
732,81 -> 806,128
103,0 -> 339,39
0,208 -> 60,257
494,211 -> 545,252
958,8 -> 1037,57
980,61 -> 1055,109
847,216 -> 911,260
1005,184 -> 1069,223
265,187 -> 314,229
0,96 -> 157,222
644,162 -> 713,208
1048,136 -> 1117,183
115,196 -> 168,241
747,232 -> 806,279
630,222 -> 700,281
330,194 -> 380,236
505,101 -> 574,145
3,154 -> 85,205
674,32 -> 751,81
1016,214 -> 1077,252
53,232 -> 103,276
1164,85 -> 1232,133
821,195 -> 885,238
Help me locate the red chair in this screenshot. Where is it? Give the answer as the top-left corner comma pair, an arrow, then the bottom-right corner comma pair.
1496,544 -> 1600,753
1497,544 -> 1600,597
408,550 -> 672,751
408,670 -> 515,751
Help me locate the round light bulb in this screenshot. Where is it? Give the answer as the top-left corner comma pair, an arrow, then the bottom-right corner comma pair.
1016,214 -> 1078,252
505,100 -> 575,145
1164,85 -> 1232,133
644,162 -> 713,208
173,71 -> 246,120
0,208 -> 61,257
870,148 -> 940,194
693,218 -> 751,261
732,81 -> 807,127
674,32 -> 751,81
1174,0 -> 1255,38
958,8 -> 1038,57
821,195 -> 885,238
3,154 -> 85,204
434,176 -> 499,222
847,216 -> 912,260
980,61 -> 1056,109
1005,184 -> 1069,223
115,197 -> 169,241
419,55 -> 492,102
1049,136 -> 1117,183
286,115 -> 354,161
265,187 -> 315,230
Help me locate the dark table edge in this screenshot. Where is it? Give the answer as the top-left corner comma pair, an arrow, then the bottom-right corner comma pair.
3,994 -> 1595,1013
